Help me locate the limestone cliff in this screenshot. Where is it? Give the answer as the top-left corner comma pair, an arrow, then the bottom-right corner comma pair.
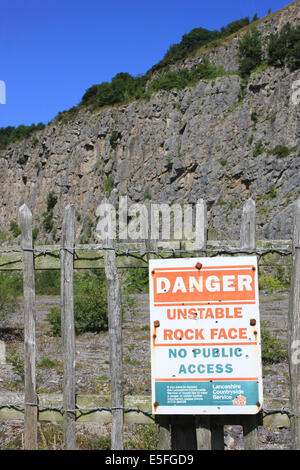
1,1 -> 300,244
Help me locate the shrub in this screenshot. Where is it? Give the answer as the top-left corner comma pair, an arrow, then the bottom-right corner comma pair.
35,270 -> 60,295
122,268 -> 149,294
109,131 -> 120,149
268,23 -> 300,70
251,110 -> 258,124
9,220 -> 21,238
46,192 -> 58,212
253,139 -> 264,157
261,322 -> 287,363
149,60 -> 226,94
238,28 -> 263,77
103,176 -> 114,197
32,227 -> 39,242
0,272 -> 22,326
268,145 -> 297,159
258,273 -> 285,293
0,123 -> 45,152
47,271 -> 108,335
42,192 -> 58,233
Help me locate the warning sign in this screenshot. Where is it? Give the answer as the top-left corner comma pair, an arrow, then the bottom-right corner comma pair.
149,256 -> 263,415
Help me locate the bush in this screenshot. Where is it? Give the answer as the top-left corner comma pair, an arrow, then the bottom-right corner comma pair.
261,322 -> 287,363
32,227 -> 39,242
0,272 -> 22,326
123,268 -> 149,294
0,123 -> 45,152
268,144 -> 297,159
253,139 -> 264,157
47,270 -> 108,335
151,17 -> 250,73
42,191 -> 58,233
35,270 -> 60,295
149,60 -> 226,94
46,192 -> 58,212
238,28 -> 263,77
268,23 -> 300,70
258,273 -> 286,293
9,220 -> 21,238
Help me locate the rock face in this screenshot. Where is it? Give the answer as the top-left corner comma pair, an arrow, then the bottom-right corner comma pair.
0,2 -> 300,244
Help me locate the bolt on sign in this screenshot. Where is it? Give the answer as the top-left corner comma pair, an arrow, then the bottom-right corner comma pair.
149,256 -> 263,415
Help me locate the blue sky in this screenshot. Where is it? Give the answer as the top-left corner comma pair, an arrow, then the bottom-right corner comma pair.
0,0 -> 293,128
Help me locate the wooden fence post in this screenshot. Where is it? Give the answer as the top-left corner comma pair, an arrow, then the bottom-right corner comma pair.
240,198 -> 258,450
240,198 -> 256,250
194,199 -> 212,449
103,201 -> 124,450
288,197 -> 300,449
195,198 -> 207,250
61,204 -> 76,450
19,204 -> 37,450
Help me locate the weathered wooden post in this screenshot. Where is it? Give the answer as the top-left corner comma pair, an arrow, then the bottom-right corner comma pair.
240,197 -> 259,450
240,197 -> 256,250
288,197 -> 300,449
194,198 -> 213,449
102,200 -> 124,450
61,204 -> 76,450
19,204 -> 37,450
195,198 -> 207,251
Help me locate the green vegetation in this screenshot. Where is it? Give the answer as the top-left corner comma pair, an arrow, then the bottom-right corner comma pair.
151,17 -> 252,73
102,176 -> 114,197
7,349 -> 25,382
81,73 -> 148,110
250,110 -> 259,124
32,226 -> 39,242
80,59 -> 227,113
261,322 -> 287,363
268,23 -> 300,70
35,270 -> 60,295
47,270 -> 108,335
238,28 -> 263,77
0,272 -> 22,326
253,139 -> 264,157
9,220 -> 21,238
268,144 -> 297,159
4,422 -> 159,450
122,267 -> 149,294
148,60 -> 227,94
0,122 -> 45,151
109,130 -> 120,149
42,191 -> 58,233
258,267 -> 290,293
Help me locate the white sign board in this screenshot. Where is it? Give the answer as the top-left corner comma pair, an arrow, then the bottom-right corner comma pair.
149,256 -> 263,415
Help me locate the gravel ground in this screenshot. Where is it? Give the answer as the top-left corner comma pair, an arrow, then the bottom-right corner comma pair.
0,290 -> 292,450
